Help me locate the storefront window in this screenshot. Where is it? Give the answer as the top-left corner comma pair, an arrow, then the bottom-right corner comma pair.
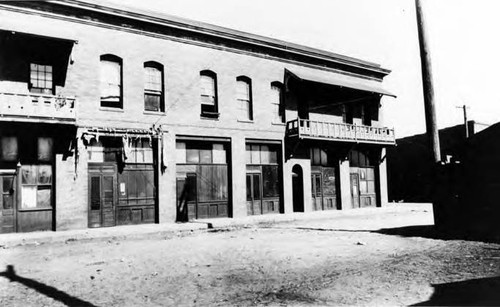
37,137 -> 53,161
21,165 -> 52,209
0,137 -> 18,161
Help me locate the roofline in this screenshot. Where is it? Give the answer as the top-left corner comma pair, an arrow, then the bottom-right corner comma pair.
35,0 -> 391,76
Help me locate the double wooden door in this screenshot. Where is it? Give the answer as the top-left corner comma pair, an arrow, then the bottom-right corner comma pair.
350,173 -> 361,208
246,173 -> 262,215
311,168 -> 337,211
311,172 -> 323,210
0,171 -> 16,233
89,164 -> 117,228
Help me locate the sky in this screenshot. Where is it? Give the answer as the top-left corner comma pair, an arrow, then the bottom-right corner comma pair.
107,0 -> 500,137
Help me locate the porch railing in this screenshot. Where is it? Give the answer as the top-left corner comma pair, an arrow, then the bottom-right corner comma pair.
0,92 -> 76,121
286,118 -> 396,145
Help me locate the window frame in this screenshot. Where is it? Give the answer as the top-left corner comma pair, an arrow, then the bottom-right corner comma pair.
20,164 -> 53,210
361,103 -> 372,126
100,54 -> 123,109
200,70 -> 219,118
144,61 -> 165,113
236,76 -> 253,121
29,63 -> 54,95
271,81 -> 285,124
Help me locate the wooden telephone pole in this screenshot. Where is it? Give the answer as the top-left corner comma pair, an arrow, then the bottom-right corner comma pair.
415,0 -> 441,163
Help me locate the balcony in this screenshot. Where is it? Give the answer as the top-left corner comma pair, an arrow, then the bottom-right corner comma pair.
286,118 -> 395,145
0,92 -> 76,123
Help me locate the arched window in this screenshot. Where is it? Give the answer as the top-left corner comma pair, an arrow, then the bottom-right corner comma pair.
200,70 -> 218,118
144,61 -> 164,112
100,54 -> 122,108
271,81 -> 284,123
236,76 -> 253,121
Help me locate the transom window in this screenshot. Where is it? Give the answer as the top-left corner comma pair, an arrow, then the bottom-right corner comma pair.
100,55 -> 122,108
200,70 -> 218,118
236,76 -> 253,121
30,63 -> 53,94
0,136 -> 18,162
310,148 -> 328,166
245,144 -> 278,165
144,62 -> 164,112
176,142 -> 227,164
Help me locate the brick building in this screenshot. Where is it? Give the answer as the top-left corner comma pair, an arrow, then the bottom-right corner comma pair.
0,0 -> 395,233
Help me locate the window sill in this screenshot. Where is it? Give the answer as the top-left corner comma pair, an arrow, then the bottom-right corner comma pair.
237,119 -> 254,124
99,107 -> 124,113
18,207 -> 52,212
143,110 -> 166,116
200,113 -> 220,120
271,122 -> 286,126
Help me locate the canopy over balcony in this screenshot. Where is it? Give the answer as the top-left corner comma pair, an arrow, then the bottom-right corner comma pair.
286,118 -> 395,145
285,68 -> 396,98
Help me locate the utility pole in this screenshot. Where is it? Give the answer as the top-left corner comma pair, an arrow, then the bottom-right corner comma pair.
415,0 -> 441,163
456,105 -> 470,138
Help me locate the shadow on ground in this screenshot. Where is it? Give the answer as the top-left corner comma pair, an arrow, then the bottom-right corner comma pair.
374,225 -> 500,243
413,276 -> 500,306
0,265 -> 97,307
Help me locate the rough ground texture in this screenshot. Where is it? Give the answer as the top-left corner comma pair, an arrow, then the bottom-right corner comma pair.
1,204 -> 499,306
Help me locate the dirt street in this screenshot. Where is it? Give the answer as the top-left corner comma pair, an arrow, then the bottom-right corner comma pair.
1,204 -> 499,306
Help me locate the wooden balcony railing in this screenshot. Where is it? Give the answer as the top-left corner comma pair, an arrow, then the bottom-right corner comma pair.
0,92 -> 76,122
286,118 -> 396,145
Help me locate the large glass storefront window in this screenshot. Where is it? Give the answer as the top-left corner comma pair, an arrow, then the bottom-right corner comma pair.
21,165 -> 52,209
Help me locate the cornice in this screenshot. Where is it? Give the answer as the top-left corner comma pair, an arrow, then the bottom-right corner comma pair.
0,1 -> 391,81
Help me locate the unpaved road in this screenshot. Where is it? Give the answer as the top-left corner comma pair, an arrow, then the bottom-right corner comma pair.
1,204 -> 499,306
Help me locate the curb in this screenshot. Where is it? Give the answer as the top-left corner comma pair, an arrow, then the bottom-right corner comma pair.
0,203 -> 432,248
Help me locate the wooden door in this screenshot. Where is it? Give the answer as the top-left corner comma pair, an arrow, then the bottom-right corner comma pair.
350,173 -> 360,208
88,164 -> 117,228
0,172 -> 16,233
322,167 -> 337,210
246,173 -> 262,215
311,173 -> 323,211
176,173 -> 197,221
116,164 -> 156,225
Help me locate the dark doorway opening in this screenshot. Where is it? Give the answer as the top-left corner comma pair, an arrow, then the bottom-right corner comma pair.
292,164 -> 304,212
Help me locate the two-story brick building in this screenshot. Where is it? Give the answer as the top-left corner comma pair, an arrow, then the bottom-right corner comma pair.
0,0 -> 395,233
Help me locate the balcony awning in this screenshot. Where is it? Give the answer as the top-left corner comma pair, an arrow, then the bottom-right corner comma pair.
0,29 -> 77,44
285,69 -> 396,98
0,30 -> 76,88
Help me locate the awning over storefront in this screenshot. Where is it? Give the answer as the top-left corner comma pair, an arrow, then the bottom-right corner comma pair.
285,68 -> 396,98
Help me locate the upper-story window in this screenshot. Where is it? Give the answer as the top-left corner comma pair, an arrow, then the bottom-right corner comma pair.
271,81 -> 284,123
30,63 -> 53,95
100,54 -> 122,109
342,105 -> 354,124
144,62 -> 164,112
361,103 -> 372,126
200,70 -> 218,118
236,76 -> 253,121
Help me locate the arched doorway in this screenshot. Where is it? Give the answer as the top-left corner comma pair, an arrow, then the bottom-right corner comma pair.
292,164 -> 304,212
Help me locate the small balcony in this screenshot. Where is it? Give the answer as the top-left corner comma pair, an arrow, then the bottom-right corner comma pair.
0,92 -> 76,123
286,118 -> 396,145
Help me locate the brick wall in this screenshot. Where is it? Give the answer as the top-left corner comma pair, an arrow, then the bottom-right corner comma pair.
0,7 -> 391,229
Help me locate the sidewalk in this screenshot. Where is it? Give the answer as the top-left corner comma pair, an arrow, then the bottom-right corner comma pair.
0,203 -> 431,248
